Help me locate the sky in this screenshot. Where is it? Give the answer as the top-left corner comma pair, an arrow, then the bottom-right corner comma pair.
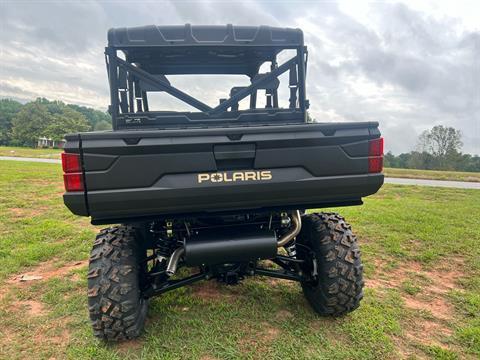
0,0 -> 479,155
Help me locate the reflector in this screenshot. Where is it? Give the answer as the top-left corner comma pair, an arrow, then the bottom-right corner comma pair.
63,173 -> 84,192
369,156 -> 383,173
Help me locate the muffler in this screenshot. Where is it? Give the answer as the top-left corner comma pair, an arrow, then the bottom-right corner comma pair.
184,228 -> 277,266
166,211 -> 302,276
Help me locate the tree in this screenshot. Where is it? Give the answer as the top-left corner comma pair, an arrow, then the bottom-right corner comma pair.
43,107 -> 90,141
94,120 -> 111,131
10,102 -> 51,146
381,125 -> 477,172
67,103 -> 111,129
383,151 -> 396,167
11,98 -> 90,146
407,151 -> 437,170
0,99 -> 23,145
417,125 -> 463,170
418,125 -> 462,157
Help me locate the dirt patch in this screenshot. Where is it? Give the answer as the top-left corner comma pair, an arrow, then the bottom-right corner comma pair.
275,309 -> 294,320
10,300 -> 46,316
33,323 -> 71,347
403,296 -> 453,321
191,281 -> 224,301
367,258 -> 462,355
365,264 -> 461,320
366,259 -> 461,298
199,355 -> 221,360
238,322 -> 281,354
9,206 -> 49,218
191,280 -> 238,302
0,317 -> 71,359
9,208 -> 26,217
366,259 -> 423,286
403,318 -> 453,352
265,277 -> 288,286
7,259 -> 87,285
69,273 -> 81,282
262,275 -> 297,289
115,339 -> 145,354
391,336 -> 423,359
428,267 -> 463,294
365,277 -> 397,289
400,264 -> 460,322
31,179 -> 57,186
261,323 -> 280,342
0,259 -> 86,301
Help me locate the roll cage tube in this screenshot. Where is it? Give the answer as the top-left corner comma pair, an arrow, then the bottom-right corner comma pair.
105,46 -> 308,129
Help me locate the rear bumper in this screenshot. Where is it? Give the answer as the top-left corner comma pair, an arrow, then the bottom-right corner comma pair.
64,173 -> 383,223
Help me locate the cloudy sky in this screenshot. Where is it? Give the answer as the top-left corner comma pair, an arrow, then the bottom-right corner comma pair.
1,0 -> 479,154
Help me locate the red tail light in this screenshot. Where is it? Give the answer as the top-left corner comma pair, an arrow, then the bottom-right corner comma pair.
62,152 -> 84,192
368,137 -> 384,173
63,173 -> 84,192
369,156 -> 383,173
369,137 -> 384,157
61,152 -> 81,173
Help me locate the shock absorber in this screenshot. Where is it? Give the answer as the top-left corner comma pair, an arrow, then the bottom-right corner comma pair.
285,242 -> 297,258
278,211 -> 301,259
156,237 -> 172,262
150,221 -> 177,263
277,211 -> 301,248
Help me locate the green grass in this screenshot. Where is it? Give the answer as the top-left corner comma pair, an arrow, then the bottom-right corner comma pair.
384,167 -> 480,182
401,279 -> 423,295
0,160 -> 479,359
0,146 -> 62,159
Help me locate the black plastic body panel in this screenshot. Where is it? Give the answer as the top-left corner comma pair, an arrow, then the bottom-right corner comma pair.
63,122 -> 384,223
108,25 -> 303,49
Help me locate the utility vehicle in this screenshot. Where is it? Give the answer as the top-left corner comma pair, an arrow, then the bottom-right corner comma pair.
62,25 -> 384,340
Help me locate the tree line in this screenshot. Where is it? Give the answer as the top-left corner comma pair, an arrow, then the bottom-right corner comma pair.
0,98 -> 111,147
0,98 -> 478,172
385,125 -> 480,172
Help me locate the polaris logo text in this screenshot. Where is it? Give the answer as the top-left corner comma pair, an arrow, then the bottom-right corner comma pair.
198,171 -> 272,184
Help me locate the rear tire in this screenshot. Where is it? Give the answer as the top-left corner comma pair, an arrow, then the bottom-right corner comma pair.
87,225 -> 148,341
297,213 -> 364,316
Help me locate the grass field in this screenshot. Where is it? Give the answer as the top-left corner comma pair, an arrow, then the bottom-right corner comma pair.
0,160 -> 479,359
0,146 -> 62,159
384,167 -> 480,182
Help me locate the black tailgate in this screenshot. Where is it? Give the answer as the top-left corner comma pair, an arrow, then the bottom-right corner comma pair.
64,122 -> 383,223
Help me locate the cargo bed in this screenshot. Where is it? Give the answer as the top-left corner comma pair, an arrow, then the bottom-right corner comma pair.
63,122 -> 384,224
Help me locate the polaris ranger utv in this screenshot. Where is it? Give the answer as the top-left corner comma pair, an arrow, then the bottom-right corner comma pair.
62,25 -> 384,340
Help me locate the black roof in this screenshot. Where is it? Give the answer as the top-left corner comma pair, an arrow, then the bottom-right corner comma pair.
107,24 -> 303,48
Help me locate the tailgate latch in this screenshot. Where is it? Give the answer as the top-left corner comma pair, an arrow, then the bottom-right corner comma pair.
214,143 -> 256,170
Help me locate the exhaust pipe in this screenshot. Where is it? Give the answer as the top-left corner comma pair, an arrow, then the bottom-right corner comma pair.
277,210 -> 302,247
166,247 -> 185,276
166,210 -> 302,276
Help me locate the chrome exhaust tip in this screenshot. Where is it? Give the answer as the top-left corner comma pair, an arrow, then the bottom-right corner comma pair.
166,247 -> 185,276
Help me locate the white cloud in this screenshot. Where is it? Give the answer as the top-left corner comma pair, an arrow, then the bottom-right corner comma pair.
0,0 -> 478,155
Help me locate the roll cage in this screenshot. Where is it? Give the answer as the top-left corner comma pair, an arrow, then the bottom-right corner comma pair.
105,25 -> 308,130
